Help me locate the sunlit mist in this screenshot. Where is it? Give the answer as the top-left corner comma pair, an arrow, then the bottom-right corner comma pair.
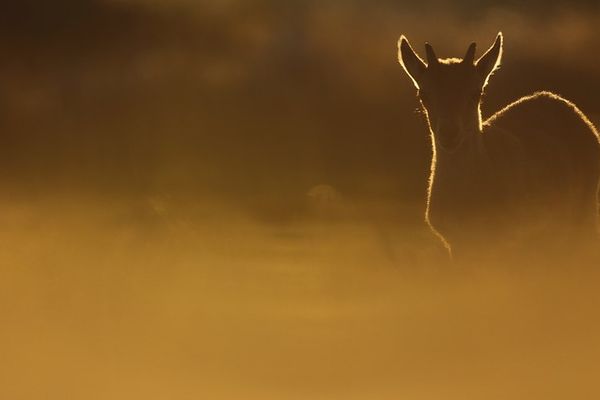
1,1 -> 599,399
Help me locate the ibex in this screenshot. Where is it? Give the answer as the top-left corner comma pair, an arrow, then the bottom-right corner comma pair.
398,33 -> 600,260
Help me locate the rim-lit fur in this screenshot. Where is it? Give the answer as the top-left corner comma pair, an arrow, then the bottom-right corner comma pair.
398,33 -> 600,259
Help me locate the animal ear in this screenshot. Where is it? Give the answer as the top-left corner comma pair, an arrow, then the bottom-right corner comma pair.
475,32 -> 503,86
398,35 -> 427,89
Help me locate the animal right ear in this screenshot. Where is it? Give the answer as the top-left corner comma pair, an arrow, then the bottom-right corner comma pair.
475,32 -> 503,86
398,35 -> 426,89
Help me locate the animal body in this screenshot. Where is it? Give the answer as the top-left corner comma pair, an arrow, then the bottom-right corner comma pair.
397,33 -> 600,260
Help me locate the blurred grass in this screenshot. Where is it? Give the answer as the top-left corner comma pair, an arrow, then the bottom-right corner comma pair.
1,197 -> 599,399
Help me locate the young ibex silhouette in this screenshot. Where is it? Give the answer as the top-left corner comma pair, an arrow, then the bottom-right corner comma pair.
398,33 -> 600,260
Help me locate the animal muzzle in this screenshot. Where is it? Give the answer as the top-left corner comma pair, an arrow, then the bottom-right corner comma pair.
435,125 -> 464,152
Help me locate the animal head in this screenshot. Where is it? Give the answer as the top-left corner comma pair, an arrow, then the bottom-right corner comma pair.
398,33 -> 503,152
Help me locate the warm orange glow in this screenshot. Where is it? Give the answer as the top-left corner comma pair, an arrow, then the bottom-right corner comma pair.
1,1 -> 599,399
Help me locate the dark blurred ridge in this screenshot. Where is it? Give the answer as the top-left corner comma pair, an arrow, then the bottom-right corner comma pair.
0,0 -> 598,221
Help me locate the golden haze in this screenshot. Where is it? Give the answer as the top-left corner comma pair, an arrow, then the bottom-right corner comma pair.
1,1 -> 599,399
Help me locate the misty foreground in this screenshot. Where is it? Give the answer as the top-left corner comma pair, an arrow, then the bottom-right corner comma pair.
1,196 -> 599,400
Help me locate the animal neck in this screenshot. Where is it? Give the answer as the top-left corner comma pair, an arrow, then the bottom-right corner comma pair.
476,102 -> 484,133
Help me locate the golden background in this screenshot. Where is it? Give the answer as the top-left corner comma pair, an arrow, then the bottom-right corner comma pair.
1,1 -> 599,399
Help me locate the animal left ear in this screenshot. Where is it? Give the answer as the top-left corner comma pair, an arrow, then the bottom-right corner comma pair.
398,35 -> 427,89
475,32 -> 503,86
